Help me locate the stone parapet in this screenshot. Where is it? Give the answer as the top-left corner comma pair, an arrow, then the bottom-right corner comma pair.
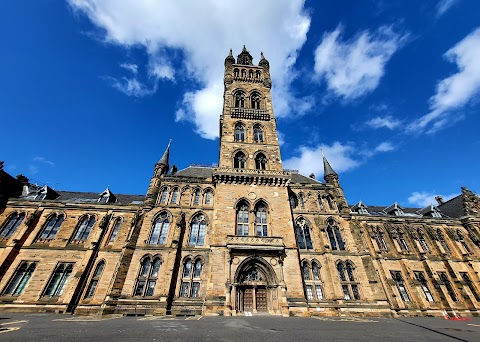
226,235 -> 284,251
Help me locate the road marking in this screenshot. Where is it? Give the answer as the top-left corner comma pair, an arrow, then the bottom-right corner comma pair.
467,324 -> 480,327
185,316 -> 202,320
138,316 -> 176,321
53,315 -> 121,322
1,320 -> 28,325
0,327 -> 21,334
312,317 -> 378,323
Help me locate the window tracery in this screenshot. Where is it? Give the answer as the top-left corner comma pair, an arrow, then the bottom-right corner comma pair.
189,214 -> 206,246
180,258 -> 202,298
236,201 -> 249,236
326,218 -> 345,250
0,212 -> 25,239
234,151 -> 247,169
37,213 -> 64,241
337,261 -> 360,300
295,218 -> 313,250
134,256 -> 161,297
148,212 -> 170,245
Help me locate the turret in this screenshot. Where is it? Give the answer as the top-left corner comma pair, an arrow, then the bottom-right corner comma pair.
144,141 -> 171,208
323,156 -> 338,186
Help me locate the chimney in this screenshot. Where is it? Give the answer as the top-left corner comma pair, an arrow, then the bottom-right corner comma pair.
309,173 -> 315,179
435,195 -> 444,205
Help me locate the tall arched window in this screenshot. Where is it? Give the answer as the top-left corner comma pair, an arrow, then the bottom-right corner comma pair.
303,260 -> 324,301
255,153 -> 267,170
255,202 -> 268,237
325,195 -> 336,211
170,187 -> 179,204
0,212 -> 25,239
251,92 -> 261,109
326,218 -> 345,250
148,212 -> 170,245
236,201 -> 249,236
397,230 -> 409,252
299,193 -> 305,209
437,230 -> 451,253
3,261 -> 36,296
249,70 -> 254,78
373,227 -> 388,251
234,91 -> 245,108
295,218 -> 313,250
107,218 -> 121,243
192,189 -> 201,205
317,196 -> 324,210
43,263 -> 73,297
414,271 -> 434,302
72,215 -> 96,242
204,189 -> 213,205
234,151 -> 247,169
189,214 -> 207,246
134,256 -> 161,297
253,124 -> 264,143
289,194 -> 298,209
457,230 -> 472,254
418,230 -> 430,252
302,261 -> 310,281
391,270 -> 410,302
159,188 -> 169,204
234,123 -> 245,141
241,69 -> 246,78
234,68 -> 239,77
37,214 -> 64,241
180,258 -> 203,298
439,272 -> 458,301
84,260 -> 105,299
337,261 -> 360,300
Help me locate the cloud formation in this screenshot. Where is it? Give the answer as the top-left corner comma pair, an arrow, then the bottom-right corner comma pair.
408,27 -> 480,133
366,115 -> 401,130
283,140 -> 394,178
408,191 -> 458,207
68,0 -> 311,139
314,25 -> 408,100
436,0 -> 459,17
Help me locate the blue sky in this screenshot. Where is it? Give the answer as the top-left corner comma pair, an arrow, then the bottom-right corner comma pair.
1,0 -> 480,208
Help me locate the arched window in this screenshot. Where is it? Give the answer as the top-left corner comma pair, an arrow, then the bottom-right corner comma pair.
437,230 -> 451,253
170,187 -> 179,204
337,261 -> 360,300
159,188 -> 169,204
251,92 -> 261,109
2,261 -> 36,296
236,201 -> 249,236
391,270 -> 410,302
72,215 -> 96,242
253,124 -> 264,143
180,258 -> 203,298
255,203 -> 268,237
84,260 -> 105,299
299,193 -> 305,209
133,256 -> 161,297
234,123 -> 245,141
326,218 -> 345,250
234,91 -> 245,108
256,70 -> 261,78
457,230 -> 472,254
189,214 -> 207,246
255,153 -> 267,170
303,260 -> 323,301
439,272 -> 458,301
397,230 -> 409,252
107,218 -> 121,243
460,272 -> 480,302
43,263 -> 73,297
233,151 -> 247,169
148,212 -> 170,245
37,214 -> 64,241
414,271 -> 434,302
192,189 -> 201,205
234,68 -> 239,77
249,70 -> 254,78
289,194 -> 298,209
373,227 -> 388,251
241,69 -> 246,78
326,195 -> 336,211
0,212 -> 25,239
418,230 -> 430,252
317,196 -> 324,210
204,189 -> 213,205
295,218 -> 313,250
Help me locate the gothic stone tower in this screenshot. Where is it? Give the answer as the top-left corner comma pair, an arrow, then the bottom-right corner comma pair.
207,47 -> 306,315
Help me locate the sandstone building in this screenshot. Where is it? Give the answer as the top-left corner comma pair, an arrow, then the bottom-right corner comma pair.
1,47 -> 479,317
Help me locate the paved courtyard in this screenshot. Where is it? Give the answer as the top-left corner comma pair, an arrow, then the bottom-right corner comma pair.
0,313 -> 479,341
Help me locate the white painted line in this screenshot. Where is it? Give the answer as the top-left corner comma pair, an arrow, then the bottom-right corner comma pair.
467,323 -> 480,327
1,320 -> 28,325
0,327 -> 21,334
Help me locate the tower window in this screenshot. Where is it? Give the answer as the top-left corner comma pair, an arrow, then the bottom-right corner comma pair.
253,124 -> 264,143
241,69 -> 246,78
255,153 -> 267,170
234,91 -> 245,108
234,68 -> 239,77
251,92 -> 261,109
234,151 -> 247,169
236,201 -> 249,236
255,203 -> 268,237
249,70 -> 254,78
234,123 -> 245,141
189,214 -> 207,246
256,70 -> 261,78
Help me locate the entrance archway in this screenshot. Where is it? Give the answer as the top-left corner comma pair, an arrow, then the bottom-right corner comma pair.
233,257 -> 279,313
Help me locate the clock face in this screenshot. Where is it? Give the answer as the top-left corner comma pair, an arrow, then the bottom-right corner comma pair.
248,192 -> 257,200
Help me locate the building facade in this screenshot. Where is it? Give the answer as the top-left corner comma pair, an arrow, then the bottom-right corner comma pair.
1,48 -> 480,317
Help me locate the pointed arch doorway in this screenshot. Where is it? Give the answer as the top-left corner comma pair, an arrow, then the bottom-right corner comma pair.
233,257 -> 279,313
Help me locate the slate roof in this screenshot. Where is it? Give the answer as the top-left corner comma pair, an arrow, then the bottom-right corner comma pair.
171,166 -> 213,179
14,190 -> 144,205
290,172 -> 323,185
437,195 -> 463,218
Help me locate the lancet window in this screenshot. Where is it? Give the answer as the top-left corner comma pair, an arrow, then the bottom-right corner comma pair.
180,258 -> 202,298
326,218 -> 345,251
234,151 -> 247,169
337,261 -> 360,300
189,214 -> 207,246
0,212 -> 25,239
37,213 -> 64,241
295,218 -> 313,250
148,212 -> 170,245
236,201 -> 249,236
133,256 -> 161,297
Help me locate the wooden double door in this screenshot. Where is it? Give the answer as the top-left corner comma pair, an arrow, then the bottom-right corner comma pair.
243,286 -> 267,312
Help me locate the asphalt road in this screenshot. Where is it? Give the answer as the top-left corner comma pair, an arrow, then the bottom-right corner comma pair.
0,313 -> 479,341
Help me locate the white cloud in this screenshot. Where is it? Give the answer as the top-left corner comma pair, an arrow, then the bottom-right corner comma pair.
408,191 -> 458,207
28,165 -> 39,175
374,141 -> 395,152
436,0 -> 459,17
120,63 -> 138,74
104,76 -> 157,97
408,27 -> 480,134
33,156 -> 55,167
314,25 -> 408,100
366,115 -> 401,130
68,0 -> 311,140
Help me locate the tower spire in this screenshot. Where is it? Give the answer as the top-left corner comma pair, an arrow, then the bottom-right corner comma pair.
323,155 -> 337,177
158,139 -> 172,166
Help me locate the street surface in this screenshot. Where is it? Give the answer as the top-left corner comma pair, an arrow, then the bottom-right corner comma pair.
0,313 -> 479,341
